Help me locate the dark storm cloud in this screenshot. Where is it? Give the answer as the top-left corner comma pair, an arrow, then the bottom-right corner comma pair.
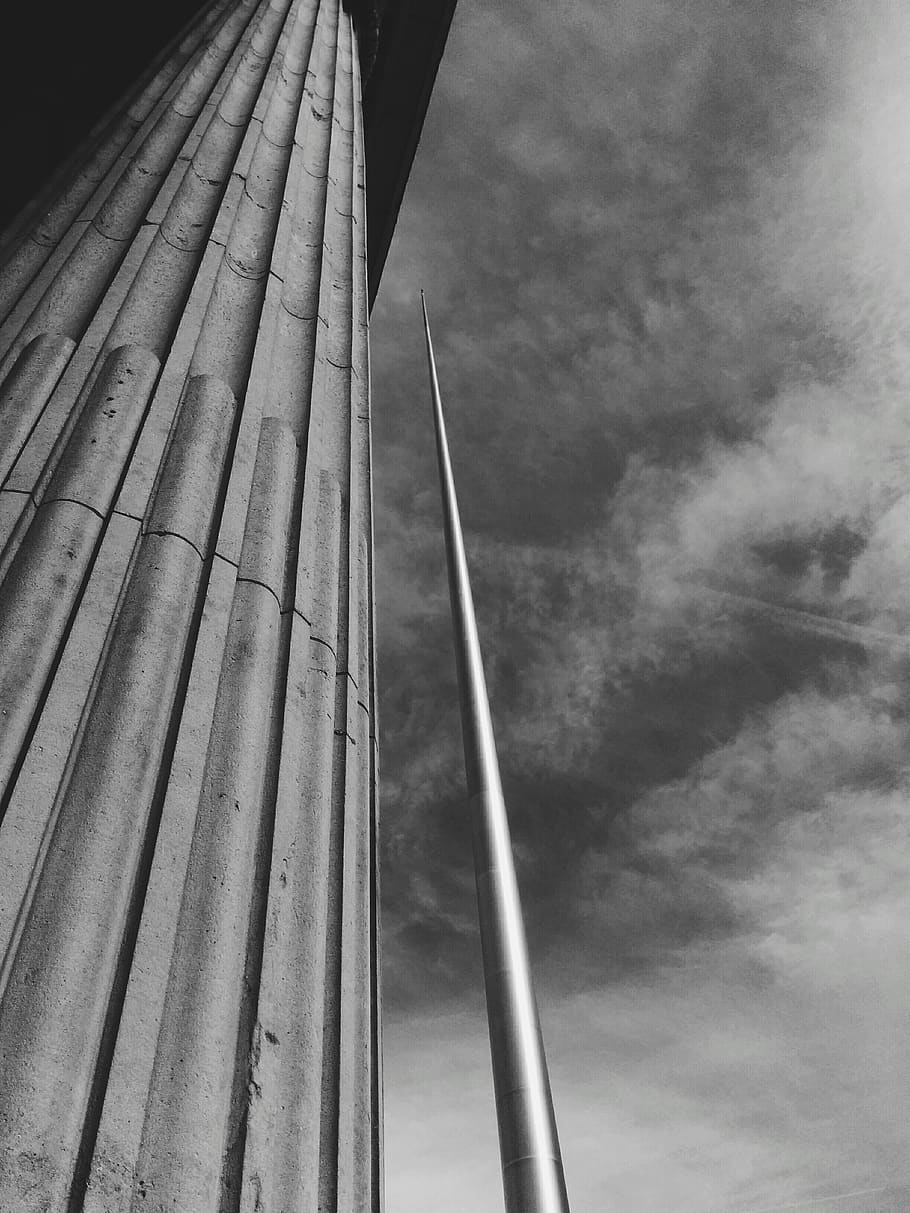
371,0 -> 910,1207
373,0 -> 855,522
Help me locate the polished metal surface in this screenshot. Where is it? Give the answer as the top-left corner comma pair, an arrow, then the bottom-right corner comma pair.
421,294 -> 571,1213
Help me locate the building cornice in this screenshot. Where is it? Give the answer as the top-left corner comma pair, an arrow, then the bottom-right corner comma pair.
362,0 -> 459,303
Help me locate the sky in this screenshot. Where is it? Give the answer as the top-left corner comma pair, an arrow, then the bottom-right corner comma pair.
368,1 -> 910,1209
2,0 -> 909,1207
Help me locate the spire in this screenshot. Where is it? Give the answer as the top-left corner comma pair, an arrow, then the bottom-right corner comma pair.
421,293 -> 571,1213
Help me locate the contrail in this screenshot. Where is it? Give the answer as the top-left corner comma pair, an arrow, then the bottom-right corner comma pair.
735,1183 -> 892,1213
690,585 -> 910,655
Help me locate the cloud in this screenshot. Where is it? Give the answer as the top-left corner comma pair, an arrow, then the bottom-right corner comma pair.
385,675 -> 910,1212
373,0 -> 910,976
371,0 -> 910,1206
568,672 -> 910,971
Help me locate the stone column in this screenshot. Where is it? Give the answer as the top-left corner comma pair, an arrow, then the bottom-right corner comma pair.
0,0 -> 380,1208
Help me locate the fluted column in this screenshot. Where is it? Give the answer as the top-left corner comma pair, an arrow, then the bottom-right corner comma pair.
0,0 -> 380,1209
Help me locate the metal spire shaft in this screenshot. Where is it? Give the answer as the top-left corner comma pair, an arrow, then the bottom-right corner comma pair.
421,294 -> 571,1213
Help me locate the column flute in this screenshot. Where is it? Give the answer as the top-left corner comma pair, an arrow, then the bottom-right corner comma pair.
421,293 -> 571,1213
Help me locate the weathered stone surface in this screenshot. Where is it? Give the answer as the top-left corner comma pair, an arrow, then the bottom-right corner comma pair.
0,0 -> 379,1208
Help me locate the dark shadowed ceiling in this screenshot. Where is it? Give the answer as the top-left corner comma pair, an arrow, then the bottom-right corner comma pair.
0,0 -> 456,299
